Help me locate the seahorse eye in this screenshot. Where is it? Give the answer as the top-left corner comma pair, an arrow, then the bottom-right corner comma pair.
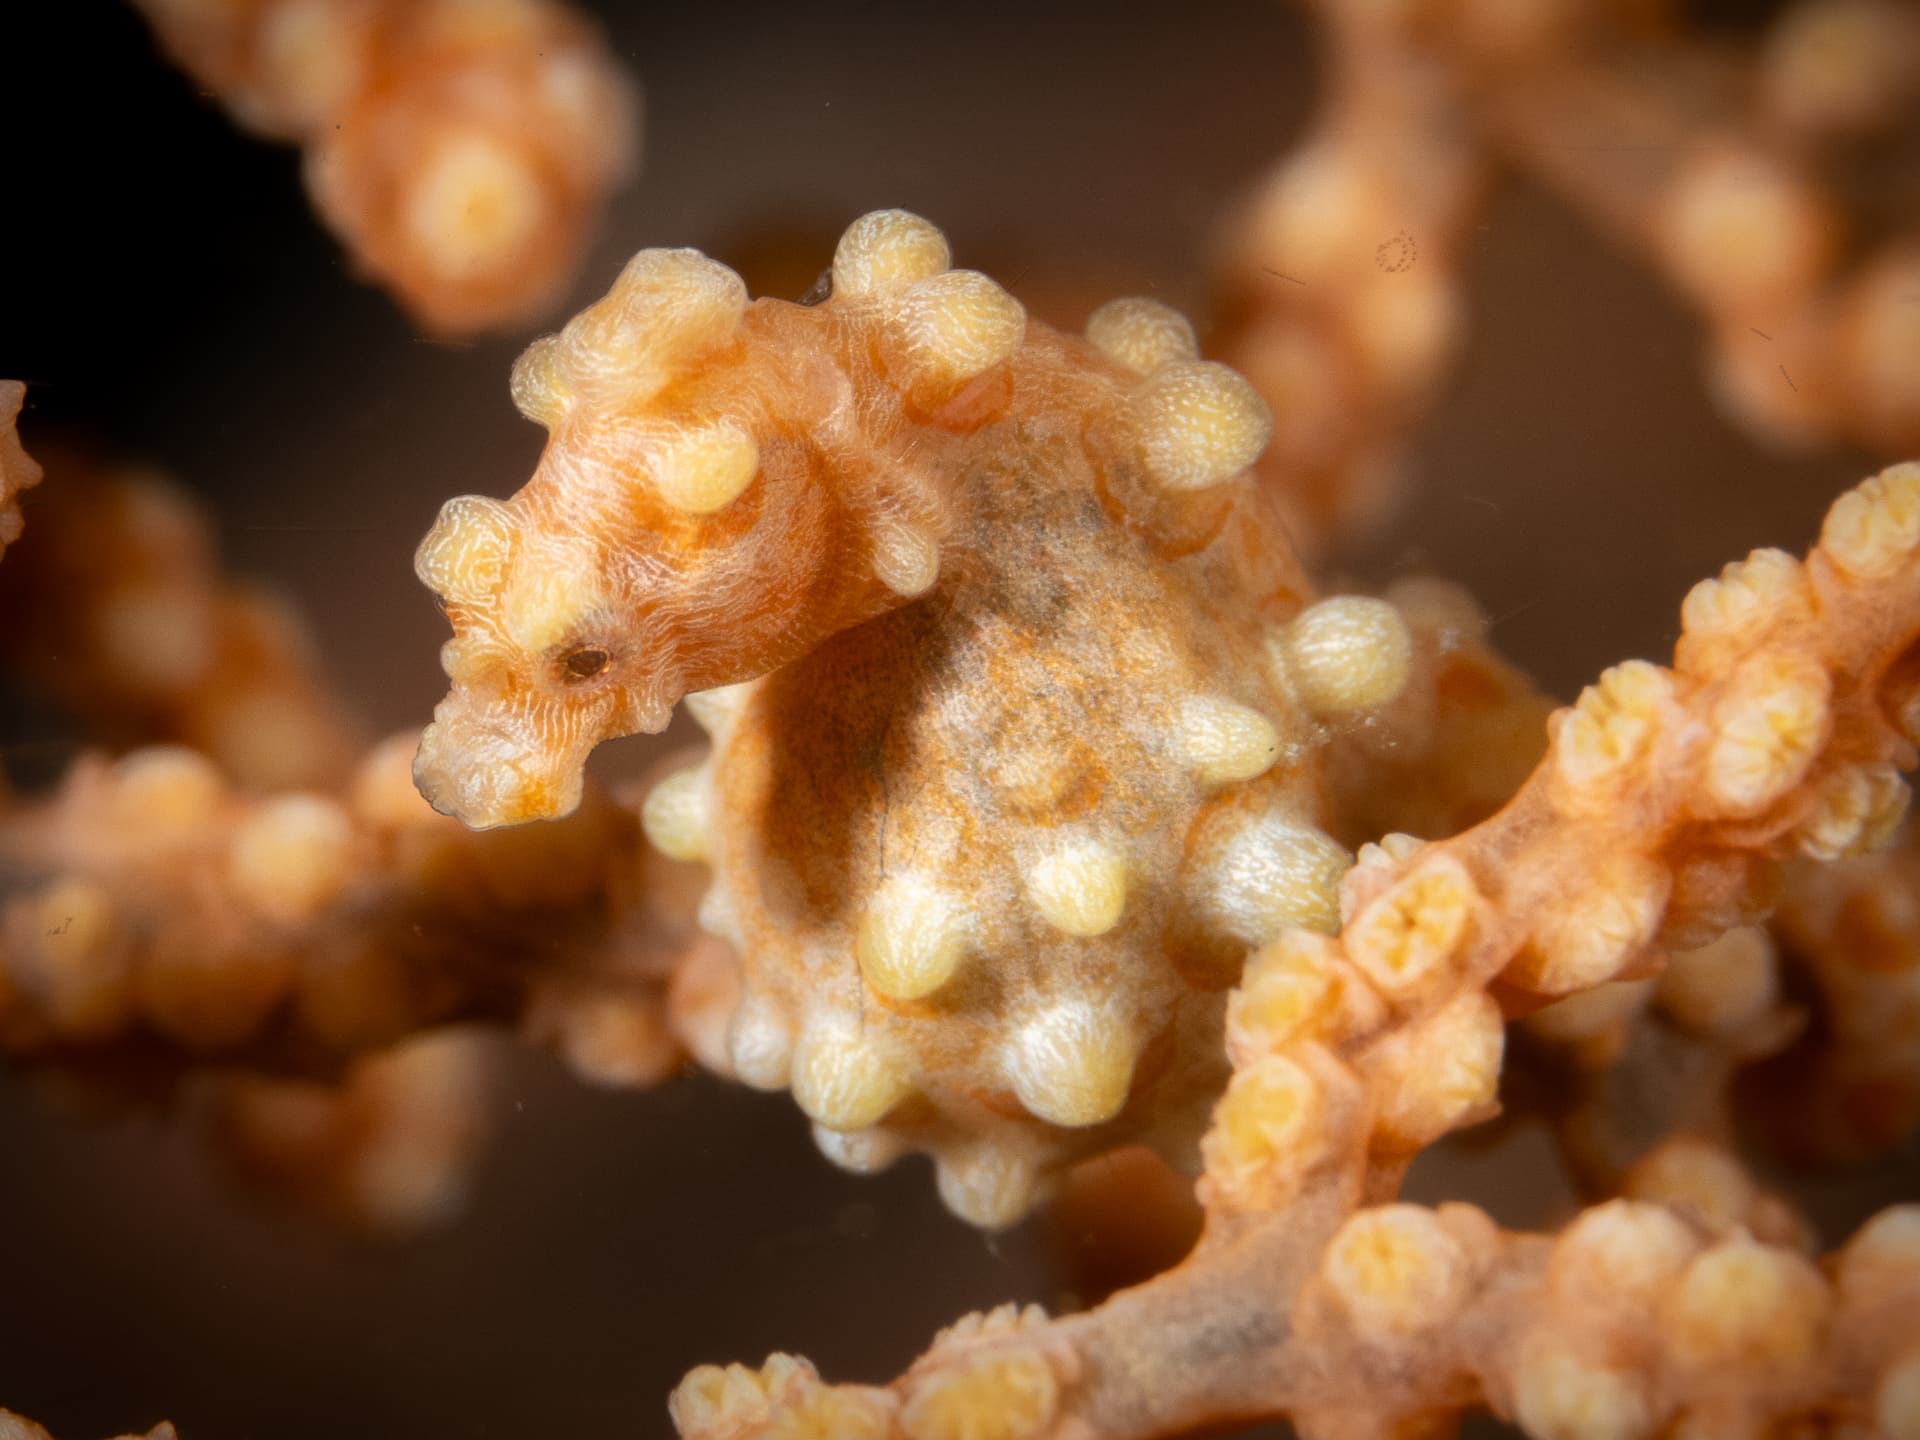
561,646 -> 612,682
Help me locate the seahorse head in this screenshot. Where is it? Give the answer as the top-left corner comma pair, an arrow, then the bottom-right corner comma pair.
413,214 -> 1033,828
411,245 -> 768,827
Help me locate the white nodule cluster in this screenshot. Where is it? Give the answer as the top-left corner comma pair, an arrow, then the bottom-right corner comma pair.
871,518 -> 943,598
935,1146 -> 1040,1231
1003,998 -> 1139,1128
683,681 -> 755,739
891,270 -> 1029,388
1129,359 -> 1274,494
509,247 -> 748,426
831,210 -> 952,298
1177,695 -> 1282,785
1026,835 -> 1131,937
1084,294 -> 1274,495
1270,596 -> 1413,717
1195,812 -> 1351,945
414,494 -> 517,607
828,211 -> 1026,393
724,992 -> 794,1092
812,1122 -> 908,1177
1084,296 -> 1199,376
642,418 -> 761,515
791,1015 -> 912,1133
640,766 -> 712,864
856,873 -> 975,1001
499,562 -> 604,656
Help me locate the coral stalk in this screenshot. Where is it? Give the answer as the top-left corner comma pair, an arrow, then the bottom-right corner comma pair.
670,461 -> 1920,1437
133,0 -> 639,333
0,451 -> 360,790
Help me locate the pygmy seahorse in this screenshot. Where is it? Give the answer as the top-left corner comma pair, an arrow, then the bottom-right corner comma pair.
412,211 -> 1416,1223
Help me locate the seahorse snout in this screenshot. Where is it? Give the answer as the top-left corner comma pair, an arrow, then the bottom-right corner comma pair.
412,702 -> 583,829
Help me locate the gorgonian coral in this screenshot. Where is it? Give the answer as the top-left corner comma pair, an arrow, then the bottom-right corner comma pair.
6,2 -> 1920,1435
133,0 -> 638,333
0,452 -> 359,790
401,212 -> 1920,1432
1220,0 -> 1920,556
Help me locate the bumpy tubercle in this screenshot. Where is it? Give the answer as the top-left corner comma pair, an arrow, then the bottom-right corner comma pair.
415,210 -> 1435,1222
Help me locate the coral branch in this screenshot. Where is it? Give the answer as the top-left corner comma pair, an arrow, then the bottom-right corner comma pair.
673,1197 -> 1920,1440
1764,839 -> 1920,1160
133,0 -> 638,333
0,732 -> 700,1088
0,731 -> 717,1225
1217,0 -> 1920,554
1326,462 -> 1920,1022
0,450 -> 360,789
1482,8 -> 1920,453
1216,0 -> 1486,552
671,460 -> 1920,1437
203,1026 -> 497,1229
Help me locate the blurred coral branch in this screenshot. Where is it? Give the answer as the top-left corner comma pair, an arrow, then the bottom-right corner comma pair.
671,462 -> 1920,1438
132,0 -> 639,333
0,448 -> 360,790
1220,0 -> 1920,555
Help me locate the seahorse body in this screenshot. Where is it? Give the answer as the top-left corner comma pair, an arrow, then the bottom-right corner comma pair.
414,212 -> 1415,1222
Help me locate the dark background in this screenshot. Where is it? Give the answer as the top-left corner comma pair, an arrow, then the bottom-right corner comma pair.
0,2 -> 1897,1437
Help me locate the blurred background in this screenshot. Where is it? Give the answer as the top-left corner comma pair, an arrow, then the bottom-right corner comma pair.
0,1 -> 1899,1437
